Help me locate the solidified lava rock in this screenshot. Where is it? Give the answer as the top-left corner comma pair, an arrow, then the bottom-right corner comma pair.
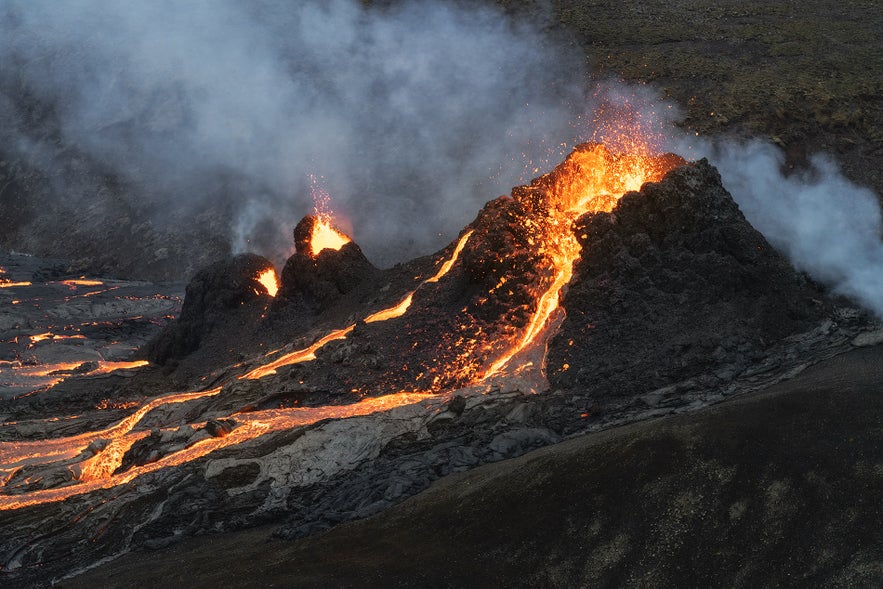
115,429 -> 163,474
302,193 -> 563,395
146,253 -> 276,365
460,195 -> 550,328
547,159 -> 833,397
276,216 -> 377,312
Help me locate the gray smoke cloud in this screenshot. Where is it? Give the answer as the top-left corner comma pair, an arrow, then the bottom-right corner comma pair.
573,88 -> 883,320
0,0 -> 589,267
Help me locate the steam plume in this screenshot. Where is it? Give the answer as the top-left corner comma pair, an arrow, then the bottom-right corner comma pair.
0,0 -> 586,268
1,1 -> 882,321
707,141 -> 883,319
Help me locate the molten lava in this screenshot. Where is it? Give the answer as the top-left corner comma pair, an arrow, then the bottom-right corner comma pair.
310,217 -> 351,255
0,390 -> 433,509
304,174 -> 352,256
257,268 -> 279,297
241,230 -> 474,380
0,138 -> 685,514
61,279 -> 105,287
483,143 -> 682,378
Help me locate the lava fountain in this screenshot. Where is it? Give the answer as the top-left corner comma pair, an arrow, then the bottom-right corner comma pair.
482,143 -> 684,379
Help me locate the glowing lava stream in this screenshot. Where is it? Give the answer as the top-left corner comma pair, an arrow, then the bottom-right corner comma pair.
8,361 -> 150,377
0,392 -> 433,510
482,145 -> 675,379
241,230 -> 474,380
60,279 -> 104,287
0,388 -> 223,472
0,145 -> 680,512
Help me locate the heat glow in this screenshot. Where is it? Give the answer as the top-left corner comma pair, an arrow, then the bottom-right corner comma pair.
257,268 -> 279,297
0,137 -> 683,513
483,143 -> 680,378
310,217 -> 351,255
241,230 -> 474,380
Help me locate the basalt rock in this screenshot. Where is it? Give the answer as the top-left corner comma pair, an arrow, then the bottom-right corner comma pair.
277,243 -> 377,312
276,215 -> 377,313
547,159 -> 834,397
146,253 -> 275,365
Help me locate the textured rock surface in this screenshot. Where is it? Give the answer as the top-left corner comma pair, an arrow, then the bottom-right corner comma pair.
65,344 -> 883,589
1,160 -> 879,588
146,253 -> 275,365
548,159 -> 834,398
277,242 -> 378,313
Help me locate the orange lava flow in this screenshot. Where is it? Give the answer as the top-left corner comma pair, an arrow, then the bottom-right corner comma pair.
0,144 -> 682,512
0,388 -> 222,473
0,281 -> 32,288
60,279 -> 105,287
92,360 -> 150,375
483,144 -> 678,379
426,231 -> 473,283
8,360 -> 148,379
310,217 -> 351,254
257,268 -> 279,297
29,332 -> 87,345
0,392 -> 433,510
242,231 -> 474,380
242,325 -> 355,380
364,230 -> 474,325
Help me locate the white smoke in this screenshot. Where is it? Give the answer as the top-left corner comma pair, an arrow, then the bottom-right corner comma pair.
0,0 -> 590,267
705,140 -> 883,318
3,1 -> 882,320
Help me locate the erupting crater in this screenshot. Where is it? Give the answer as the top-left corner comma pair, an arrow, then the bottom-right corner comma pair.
294,214 -> 352,258
2,132 -> 868,589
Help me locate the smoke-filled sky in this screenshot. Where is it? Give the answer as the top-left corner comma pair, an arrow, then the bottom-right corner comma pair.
2,0 -> 883,318
0,0 -> 595,265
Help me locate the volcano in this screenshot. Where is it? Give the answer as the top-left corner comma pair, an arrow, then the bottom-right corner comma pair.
0,144 -> 876,587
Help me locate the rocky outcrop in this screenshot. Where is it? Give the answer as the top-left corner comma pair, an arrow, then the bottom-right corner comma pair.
547,159 -> 834,397
146,253 -> 276,365
277,242 -> 377,313
67,344 -> 883,589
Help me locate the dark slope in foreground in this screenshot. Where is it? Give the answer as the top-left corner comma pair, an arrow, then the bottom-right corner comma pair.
66,344 -> 883,588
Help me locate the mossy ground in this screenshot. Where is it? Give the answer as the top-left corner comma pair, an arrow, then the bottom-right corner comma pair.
501,0 -> 883,192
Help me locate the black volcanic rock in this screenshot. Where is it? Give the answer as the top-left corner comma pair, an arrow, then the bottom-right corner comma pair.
277,243 -> 377,312
276,215 -> 377,313
547,159 -> 832,397
146,253 -> 276,365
